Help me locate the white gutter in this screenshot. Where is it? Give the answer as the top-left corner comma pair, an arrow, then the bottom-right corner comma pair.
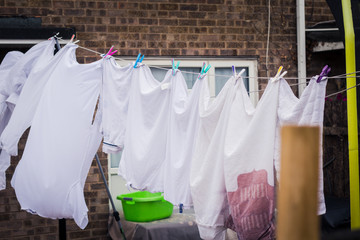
297,0 -> 307,96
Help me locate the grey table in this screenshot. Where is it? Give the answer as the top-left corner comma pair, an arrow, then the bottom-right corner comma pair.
108,211 -> 202,240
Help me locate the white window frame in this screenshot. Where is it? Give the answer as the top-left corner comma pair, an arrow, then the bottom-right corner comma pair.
109,57 -> 258,210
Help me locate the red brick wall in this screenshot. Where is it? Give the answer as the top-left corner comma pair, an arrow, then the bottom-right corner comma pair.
0,0 -> 334,239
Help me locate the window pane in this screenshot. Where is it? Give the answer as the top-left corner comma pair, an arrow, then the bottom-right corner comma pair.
215,67 -> 249,95
150,67 -> 201,89
179,67 -> 202,89
150,67 -> 167,82
110,151 -> 122,168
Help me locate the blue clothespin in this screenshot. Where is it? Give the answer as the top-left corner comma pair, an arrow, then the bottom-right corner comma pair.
179,203 -> 183,213
172,59 -> 180,76
198,62 -> 211,79
317,65 -> 331,83
134,53 -> 144,68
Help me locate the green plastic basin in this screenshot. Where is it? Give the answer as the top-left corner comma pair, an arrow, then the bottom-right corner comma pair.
117,191 -> 173,222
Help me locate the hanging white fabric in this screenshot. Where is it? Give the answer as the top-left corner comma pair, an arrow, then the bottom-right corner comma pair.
10,43 -> 103,229
190,76 -> 237,240
224,77 -> 280,239
101,57 -> 133,153
0,38 -> 56,190
118,65 -> 173,192
274,76 -> 328,215
163,70 -> 205,207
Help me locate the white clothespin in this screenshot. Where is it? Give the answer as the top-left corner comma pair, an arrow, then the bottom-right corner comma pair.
272,66 -> 287,82
235,69 -> 246,84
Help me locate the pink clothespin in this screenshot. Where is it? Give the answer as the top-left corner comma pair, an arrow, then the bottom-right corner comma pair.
69,34 -> 75,43
103,46 -> 118,58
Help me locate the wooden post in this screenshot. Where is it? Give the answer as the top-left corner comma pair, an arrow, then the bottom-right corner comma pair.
277,126 -> 320,240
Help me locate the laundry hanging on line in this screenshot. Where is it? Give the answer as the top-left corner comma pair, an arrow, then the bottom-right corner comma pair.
0,38 -> 56,190
0,38 -> 329,236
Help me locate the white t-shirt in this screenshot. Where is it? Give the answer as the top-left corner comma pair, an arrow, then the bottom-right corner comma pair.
118,65 -> 173,192
0,39 -> 56,190
101,58 -> 133,153
11,44 -> 103,229
0,38 -> 57,157
163,71 -> 205,207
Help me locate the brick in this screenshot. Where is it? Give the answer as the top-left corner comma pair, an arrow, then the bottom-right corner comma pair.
199,5 -> 217,11
86,9 -> 107,17
188,11 -> 206,19
149,26 -> 168,33
189,42 -> 206,48
179,19 -> 197,26
92,229 -> 108,236
208,42 -> 225,48
226,42 -> 244,48
160,3 -> 178,10
199,35 -> 219,41
108,9 -> 125,17
147,41 -> 167,48
187,35 -> 199,41
128,10 -> 148,17
1,7 -> 18,14
208,12 -> 226,19
69,230 -> 91,239
127,41 -> 147,48
159,19 -> 178,26
29,0 -> 51,7
168,42 -> 187,48
139,3 -> 158,10
53,1 -> 74,8
129,26 -> 149,33
141,33 -> 161,41
180,4 -> 198,11
168,26 -> 188,33
208,27 -> 225,34
189,27 -> 207,34
119,2 -> 139,9
118,18 -> 136,24
227,27 -> 242,34
139,18 -> 158,25
158,11 -> 169,17
108,26 -> 128,32
73,17 -> 95,24
5,0 -> 28,7
180,48 -> 198,55
207,0 -> 225,3
76,1 -> 87,8
84,40 -> 106,48
64,9 -> 85,16
198,20 -> 216,26
0,230 -> 11,237
200,49 -> 220,55
237,34 -> 255,41
161,49 -> 180,55
173,11 -> 188,18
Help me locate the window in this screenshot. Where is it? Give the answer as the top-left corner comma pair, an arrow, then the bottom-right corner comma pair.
108,58 -> 258,210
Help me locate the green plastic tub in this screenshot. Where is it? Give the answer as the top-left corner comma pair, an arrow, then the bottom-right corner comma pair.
117,191 -> 173,222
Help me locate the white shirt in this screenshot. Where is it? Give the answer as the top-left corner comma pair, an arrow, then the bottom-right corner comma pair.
119,65 -> 173,192
163,71 -> 205,207
101,58 -> 133,153
10,44 -> 103,229
0,39 -> 56,190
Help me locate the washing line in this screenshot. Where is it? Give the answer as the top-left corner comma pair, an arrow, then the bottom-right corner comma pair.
77,44 -> 360,80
